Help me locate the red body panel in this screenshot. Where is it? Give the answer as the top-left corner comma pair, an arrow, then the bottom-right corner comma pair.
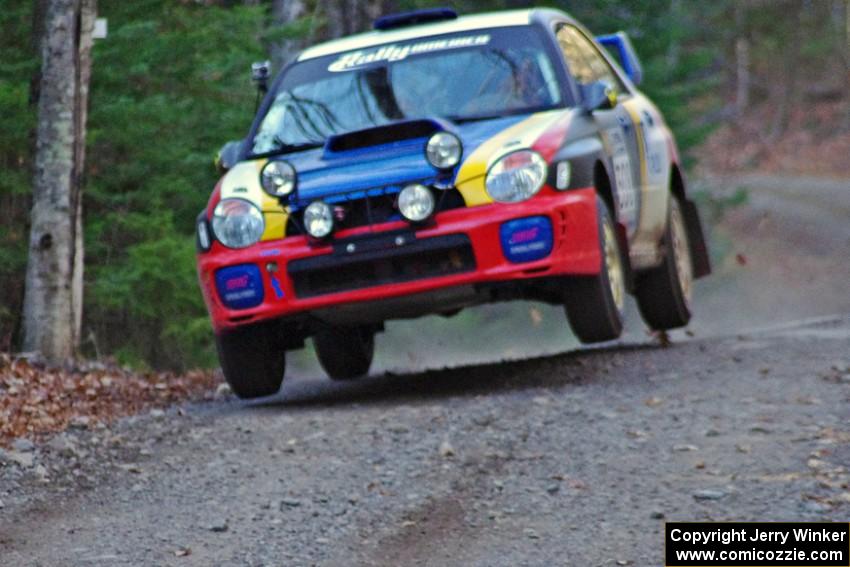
198,187 -> 601,333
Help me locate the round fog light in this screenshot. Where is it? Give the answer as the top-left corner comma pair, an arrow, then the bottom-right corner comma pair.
260,160 -> 296,197
398,184 -> 435,223
303,201 -> 334,238
426,132 -> 462,170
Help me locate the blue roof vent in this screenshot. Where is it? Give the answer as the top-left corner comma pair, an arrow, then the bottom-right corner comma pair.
373,8 -> 458,31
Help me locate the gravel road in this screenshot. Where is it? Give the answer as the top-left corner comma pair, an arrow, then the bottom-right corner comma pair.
1,175 -> 848,566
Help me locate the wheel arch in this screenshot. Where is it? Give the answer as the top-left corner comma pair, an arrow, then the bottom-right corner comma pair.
549,135 -> 636,288
549,134 -> 619,223
593,160 -> 616,221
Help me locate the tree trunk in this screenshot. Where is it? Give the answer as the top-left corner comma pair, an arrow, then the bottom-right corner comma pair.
71,0 -> 96,347
324,0 -> 374,39
29,0 -> 49,106
845,0 -> 850,130
271,0 -> 305,70
768,2 -> 802,141
734,3 -> 750,116
22,0 -> 93,364
323,0 -> 345,40
666,0 -> 681,72
845,0 -> 850,86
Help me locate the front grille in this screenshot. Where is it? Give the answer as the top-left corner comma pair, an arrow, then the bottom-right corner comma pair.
285,187 -> 465,236
288,233 -> 475,298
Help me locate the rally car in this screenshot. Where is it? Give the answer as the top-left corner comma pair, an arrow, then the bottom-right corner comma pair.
196,7 -> 711,398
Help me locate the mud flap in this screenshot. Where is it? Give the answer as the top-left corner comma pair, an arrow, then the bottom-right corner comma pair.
682,198 -> 711,278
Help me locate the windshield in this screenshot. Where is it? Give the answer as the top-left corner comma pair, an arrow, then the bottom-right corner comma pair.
251,27 -> 564,155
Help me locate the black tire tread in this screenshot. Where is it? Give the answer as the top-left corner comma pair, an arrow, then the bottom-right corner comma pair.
635,197 -> 692,330
313,327 -> 374,380
216,321 -> 285,399
564,198 -> 625,343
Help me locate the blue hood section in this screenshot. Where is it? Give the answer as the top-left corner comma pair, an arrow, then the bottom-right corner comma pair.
277,114 -> 529,210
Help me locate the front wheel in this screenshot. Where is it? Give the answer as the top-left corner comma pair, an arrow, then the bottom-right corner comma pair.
635,196 -> 694,330
564,197 -> 626,343
313,326 -> 375,380
216,321 -> 286,399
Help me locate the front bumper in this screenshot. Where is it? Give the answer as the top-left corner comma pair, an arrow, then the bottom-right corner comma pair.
198,187 -> 601,332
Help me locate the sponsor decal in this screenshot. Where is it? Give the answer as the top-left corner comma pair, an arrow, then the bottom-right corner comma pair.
215,264 -> 264,310
225,274 -> 250,291
328,34 -> 491,72
603,125 -> 637,226
500,216 -> 553,263
509,227 -> 540,245
270,276 -> 285,299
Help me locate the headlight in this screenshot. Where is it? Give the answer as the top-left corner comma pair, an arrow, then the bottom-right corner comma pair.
426,132 -> 462,170
212,199 -> 265,249
303,201 -> 334,238
260,160 -> 296,197
485,150 -> 548,203
397,184 -> 435,222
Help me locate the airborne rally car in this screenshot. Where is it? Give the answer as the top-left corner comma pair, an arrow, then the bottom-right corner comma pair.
196,8 -> 711,398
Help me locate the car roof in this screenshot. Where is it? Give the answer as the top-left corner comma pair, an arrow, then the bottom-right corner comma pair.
297,8 -> 571,62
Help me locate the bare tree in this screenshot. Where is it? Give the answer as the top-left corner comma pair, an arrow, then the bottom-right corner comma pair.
323,0 -> 393,39
734,2 -> 750,116
271,0 -> 306,70
839,0 -> 850,130
268,0 -> 398,71
22,0 -> 96,364
72,0 -> 96,345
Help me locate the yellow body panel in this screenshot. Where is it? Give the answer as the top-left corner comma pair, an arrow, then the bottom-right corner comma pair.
619,100 -> 647,186
219,159 -> 289,242
454,110 -> 567,206
262,212 -> 287,241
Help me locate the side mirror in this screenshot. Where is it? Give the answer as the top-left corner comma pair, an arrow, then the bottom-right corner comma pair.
596,32 -> 643,86
215,140 -> 243,174
582,81 -> 617,112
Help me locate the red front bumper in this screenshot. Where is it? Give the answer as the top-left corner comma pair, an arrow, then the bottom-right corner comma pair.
198,188 -> 601,333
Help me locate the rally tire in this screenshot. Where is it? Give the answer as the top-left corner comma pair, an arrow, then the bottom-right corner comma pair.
635,196 -> 694,330
314,326 -> 375,381
564,197 -> 626,343
215,322 -> 286,399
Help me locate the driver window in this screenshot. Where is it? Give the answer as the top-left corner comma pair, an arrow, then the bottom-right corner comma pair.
556,25 -> 626,95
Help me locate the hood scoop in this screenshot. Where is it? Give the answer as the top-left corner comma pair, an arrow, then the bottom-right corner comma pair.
324,119 -> 446,155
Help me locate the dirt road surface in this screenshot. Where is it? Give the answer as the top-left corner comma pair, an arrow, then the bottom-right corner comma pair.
1,175 -> 848,566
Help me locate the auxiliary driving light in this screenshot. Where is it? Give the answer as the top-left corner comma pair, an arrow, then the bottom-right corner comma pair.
303,201 -> 334,238
425,132 -> 462,170
260,160 -> 297,198
398,184 -> 435,222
